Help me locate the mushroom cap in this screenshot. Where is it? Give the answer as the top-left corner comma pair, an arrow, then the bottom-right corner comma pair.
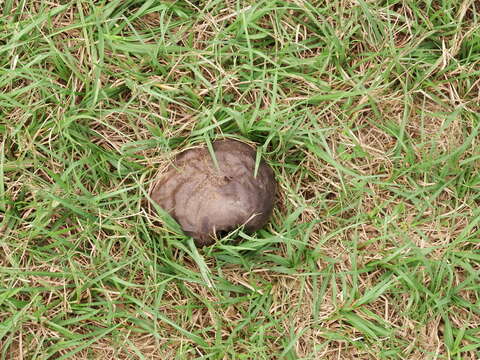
151,139 -> 276,246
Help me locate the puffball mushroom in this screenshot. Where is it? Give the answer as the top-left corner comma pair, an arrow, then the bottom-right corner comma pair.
151,139 -> 276,246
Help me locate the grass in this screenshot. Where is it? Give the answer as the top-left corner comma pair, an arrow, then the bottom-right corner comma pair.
1,0 -> 480,358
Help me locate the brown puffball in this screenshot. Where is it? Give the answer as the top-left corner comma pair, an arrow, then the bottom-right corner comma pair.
151,139 -> 276,246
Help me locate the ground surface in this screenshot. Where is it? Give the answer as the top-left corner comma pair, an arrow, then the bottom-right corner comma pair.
1,0 -> 480,359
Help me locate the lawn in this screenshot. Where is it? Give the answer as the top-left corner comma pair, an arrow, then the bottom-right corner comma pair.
1,0 -> 480,359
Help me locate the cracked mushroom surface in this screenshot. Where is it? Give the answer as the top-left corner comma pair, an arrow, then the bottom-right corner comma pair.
151,139 -> 276,246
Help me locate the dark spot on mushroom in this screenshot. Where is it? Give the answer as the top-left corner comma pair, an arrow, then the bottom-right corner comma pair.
150,139 -> 276,246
